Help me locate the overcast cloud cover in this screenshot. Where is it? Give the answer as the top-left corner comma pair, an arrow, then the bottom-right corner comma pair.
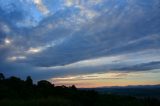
0,0 -> 160,82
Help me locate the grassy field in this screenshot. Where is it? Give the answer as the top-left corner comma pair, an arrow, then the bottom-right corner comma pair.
0,97 -> 74,106
0,94 -> 159,106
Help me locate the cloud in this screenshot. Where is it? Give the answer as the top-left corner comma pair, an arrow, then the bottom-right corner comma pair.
37,50 -> 160,78
119,61 -> 160,71
0,0 -> 160,81
33,0 -> 50,15
7,56 -> 26,61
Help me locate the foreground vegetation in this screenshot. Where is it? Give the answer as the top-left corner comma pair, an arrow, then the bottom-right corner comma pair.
0,73 -> 159,106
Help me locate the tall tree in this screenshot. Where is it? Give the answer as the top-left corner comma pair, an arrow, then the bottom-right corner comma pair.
25,76 -> 33,86
0,73 -> 5,80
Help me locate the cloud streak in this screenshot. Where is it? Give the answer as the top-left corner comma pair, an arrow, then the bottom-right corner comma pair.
33,0 -> 49,15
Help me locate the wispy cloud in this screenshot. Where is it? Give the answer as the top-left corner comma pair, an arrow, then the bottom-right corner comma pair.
33,0 -> 50,15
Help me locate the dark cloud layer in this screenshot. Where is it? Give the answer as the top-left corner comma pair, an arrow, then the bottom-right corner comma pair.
0,0 -> 160,80
118,61 -> 160,71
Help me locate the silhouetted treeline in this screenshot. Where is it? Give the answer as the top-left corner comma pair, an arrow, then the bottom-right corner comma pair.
0,73 -> 80,99
0,73 -> 160,106
0,73 -> 98,106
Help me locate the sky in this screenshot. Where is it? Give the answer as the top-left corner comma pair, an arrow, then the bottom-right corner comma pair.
0,0 -> 160,88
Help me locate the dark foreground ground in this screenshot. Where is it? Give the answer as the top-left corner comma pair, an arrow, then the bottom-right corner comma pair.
1,94 -> 160,106
0,73 -> 160,106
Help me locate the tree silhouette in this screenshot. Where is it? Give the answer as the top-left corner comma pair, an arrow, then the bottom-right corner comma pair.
70,85 -> 77,90
25,76 -> 33,86
37,80 -> 54,88
0,73 -> 5,80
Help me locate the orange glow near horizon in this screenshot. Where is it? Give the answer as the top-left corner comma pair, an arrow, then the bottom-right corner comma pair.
50,70 -> 160,88
53,79 -> 160,88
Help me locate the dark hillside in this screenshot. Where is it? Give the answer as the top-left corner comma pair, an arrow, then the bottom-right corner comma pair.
0,73 -> 160,106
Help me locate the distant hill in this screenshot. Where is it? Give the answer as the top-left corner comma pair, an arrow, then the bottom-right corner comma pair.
80,85 -> 160,99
